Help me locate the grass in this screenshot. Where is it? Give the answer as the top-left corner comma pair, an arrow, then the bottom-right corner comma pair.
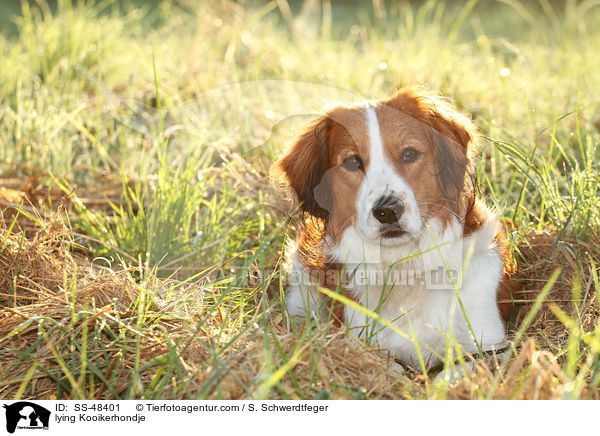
1,0 -> 600,399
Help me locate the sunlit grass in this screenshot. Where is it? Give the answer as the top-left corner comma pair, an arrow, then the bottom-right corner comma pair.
1,0 -> 600,399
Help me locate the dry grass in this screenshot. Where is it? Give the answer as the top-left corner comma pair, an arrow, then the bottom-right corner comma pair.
513,231 -> 600,349
1,192 -> 599,400
0,200 -> 408,400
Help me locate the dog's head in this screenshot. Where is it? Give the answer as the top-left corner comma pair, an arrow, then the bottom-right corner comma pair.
274,87 -> 478,245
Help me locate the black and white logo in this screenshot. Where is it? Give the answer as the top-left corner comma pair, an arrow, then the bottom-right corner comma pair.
2,402 -> 50,434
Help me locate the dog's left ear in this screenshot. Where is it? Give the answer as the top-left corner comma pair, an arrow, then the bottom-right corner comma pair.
430,127 -> 471,207
423,92 -> 477,215
273,116 -> 332,220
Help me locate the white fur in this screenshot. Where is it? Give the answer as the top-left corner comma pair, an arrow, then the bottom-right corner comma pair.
284,104 -> 507,369
284,242 -> 328,326
286,217 -> 507,367
357,107 -> 422,242
329,217 -> 506,367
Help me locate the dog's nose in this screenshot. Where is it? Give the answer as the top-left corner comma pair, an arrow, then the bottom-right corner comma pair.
372,195 -> 405,224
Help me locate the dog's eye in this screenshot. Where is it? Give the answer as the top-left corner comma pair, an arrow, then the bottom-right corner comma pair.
400,148 -> 421,163
342,154 -> 364,171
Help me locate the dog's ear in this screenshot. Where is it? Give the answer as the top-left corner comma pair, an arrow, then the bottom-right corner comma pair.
421,90 -> 477,213
423,92 -> 477,217
430,127 -> 471,209
273,117 -> 332,219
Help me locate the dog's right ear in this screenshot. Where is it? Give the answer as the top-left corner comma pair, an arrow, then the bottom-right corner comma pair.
273,116 -> 331,220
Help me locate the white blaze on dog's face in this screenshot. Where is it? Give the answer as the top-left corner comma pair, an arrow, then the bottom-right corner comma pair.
355,105 -> 425,242
275,88 -> 475,246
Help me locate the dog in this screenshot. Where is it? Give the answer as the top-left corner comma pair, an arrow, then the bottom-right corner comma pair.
273,86 -> 515,369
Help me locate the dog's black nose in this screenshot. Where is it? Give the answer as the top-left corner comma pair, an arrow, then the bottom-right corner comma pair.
372,195 -> 405,224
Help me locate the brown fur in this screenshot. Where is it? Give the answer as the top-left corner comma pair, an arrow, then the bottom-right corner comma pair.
376,95 -> 475,229
494,222 -> 520,322
274,86 -> 517,324
295,220 -> 347,325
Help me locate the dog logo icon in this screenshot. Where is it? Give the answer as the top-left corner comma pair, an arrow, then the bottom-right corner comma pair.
2,402 -> 50,434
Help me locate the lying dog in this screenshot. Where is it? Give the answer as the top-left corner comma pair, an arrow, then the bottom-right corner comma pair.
274,86 -> 515,369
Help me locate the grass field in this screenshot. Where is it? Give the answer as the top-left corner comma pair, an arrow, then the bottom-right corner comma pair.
1,0 -> 600,399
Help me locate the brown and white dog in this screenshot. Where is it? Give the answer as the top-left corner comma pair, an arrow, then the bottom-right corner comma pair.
274,86 -> 515,368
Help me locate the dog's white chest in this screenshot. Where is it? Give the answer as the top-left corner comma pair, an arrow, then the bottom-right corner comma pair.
286,218 -> 507,367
